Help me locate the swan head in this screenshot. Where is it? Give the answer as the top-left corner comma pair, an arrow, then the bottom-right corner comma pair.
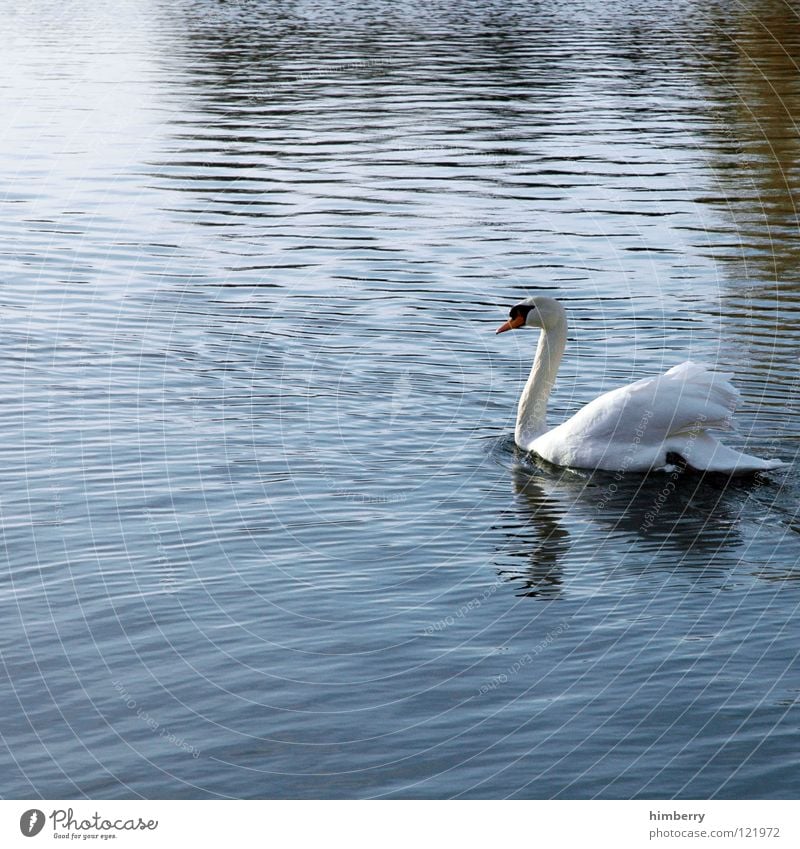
496,296 -> 566,334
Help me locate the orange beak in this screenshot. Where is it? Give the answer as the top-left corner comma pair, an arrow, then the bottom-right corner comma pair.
496,315 -> 525,334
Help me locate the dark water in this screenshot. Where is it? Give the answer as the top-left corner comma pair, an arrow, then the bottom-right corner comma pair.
2,0 -> 800,799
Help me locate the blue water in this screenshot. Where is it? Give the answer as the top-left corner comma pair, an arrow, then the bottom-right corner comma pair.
2,0 -> 799,799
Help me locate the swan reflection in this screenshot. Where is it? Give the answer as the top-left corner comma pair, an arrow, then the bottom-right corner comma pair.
496,446 -> 758,596
496,468 -> 570,598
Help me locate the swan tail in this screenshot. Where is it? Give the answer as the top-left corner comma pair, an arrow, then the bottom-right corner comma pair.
670,432 -> 785,475
660,365 -> 784,473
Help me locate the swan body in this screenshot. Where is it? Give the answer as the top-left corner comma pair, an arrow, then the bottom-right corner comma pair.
497,296 -> 784,475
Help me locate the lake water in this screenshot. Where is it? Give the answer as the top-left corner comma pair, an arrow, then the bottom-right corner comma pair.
2,0 -> 799,799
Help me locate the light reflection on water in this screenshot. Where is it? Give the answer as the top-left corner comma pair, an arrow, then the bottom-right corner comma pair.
1,0 -> 799,799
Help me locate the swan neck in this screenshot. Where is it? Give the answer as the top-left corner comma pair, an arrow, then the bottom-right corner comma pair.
516,320 -> 566,448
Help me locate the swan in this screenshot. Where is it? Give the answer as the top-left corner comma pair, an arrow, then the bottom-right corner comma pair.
497,296 -> 784,474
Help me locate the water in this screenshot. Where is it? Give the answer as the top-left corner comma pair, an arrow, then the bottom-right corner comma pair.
2,0 -> 800,799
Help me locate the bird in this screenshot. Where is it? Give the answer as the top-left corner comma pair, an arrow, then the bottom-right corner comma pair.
496,296 -> 785,475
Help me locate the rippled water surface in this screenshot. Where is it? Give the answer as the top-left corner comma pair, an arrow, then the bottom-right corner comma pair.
3,0 -> 800,799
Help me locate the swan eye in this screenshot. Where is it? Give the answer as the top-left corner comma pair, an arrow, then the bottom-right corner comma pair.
509,303 -> 534,321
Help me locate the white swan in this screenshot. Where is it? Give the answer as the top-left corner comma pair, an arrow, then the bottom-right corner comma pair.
497,296 -> 784,474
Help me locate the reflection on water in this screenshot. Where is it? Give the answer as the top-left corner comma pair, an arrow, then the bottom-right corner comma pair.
1,0 -> 799,800
498,467 -> 571,598
706,3 -> 800,285
497,449 -> 772,598
696,5 -> 800,449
